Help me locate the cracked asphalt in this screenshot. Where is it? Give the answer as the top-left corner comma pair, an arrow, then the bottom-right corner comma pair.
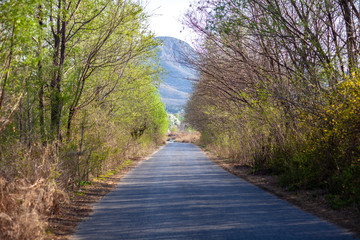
72,142 -> 357,240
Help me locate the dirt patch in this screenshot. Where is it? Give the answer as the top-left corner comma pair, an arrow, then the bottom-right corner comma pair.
46,147 -> 163,240
204,150 -> 360,238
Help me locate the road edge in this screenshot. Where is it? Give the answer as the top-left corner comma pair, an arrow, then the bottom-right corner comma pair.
199,146 -> 360,239
47,144 -> 166,240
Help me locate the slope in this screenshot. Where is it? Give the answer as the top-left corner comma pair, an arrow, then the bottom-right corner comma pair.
156,36 -> 196,113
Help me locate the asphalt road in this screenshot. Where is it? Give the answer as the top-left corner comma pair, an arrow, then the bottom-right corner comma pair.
72,142 -> 357,240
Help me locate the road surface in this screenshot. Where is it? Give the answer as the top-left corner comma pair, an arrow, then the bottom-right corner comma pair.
72,143 -> 357,240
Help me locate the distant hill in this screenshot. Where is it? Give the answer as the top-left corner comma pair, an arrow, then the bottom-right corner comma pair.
156,36 -> 197,113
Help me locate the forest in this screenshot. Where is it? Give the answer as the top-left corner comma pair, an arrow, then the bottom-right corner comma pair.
0,0 -> 168,238
185,0 -> 360,210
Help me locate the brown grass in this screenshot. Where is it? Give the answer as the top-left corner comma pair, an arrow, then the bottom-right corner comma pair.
169,131 -> 201,143
0,133 -> 164,239
0,142 -> 70,240
0,176 -> 68,240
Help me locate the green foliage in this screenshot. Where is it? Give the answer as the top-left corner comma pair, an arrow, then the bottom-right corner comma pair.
0,0 -> 168,193
75,191 -> 85,196
75,180 -> 92,187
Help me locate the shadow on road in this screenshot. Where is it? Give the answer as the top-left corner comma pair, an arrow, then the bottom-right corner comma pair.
72,143 -> 357,240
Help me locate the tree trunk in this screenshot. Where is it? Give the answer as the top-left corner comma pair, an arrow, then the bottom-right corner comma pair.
38,3 -> 46,145
0,24 -> 15,112
50,0 -> 66,141
340,0 -> 356,72
67,107 -> 76,137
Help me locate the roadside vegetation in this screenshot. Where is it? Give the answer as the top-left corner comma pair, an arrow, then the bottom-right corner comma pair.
167,111 -> 200,143
184,0 -> 360,210
0,0 -> 168,239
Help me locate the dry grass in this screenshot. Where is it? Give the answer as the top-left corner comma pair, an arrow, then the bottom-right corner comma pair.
169,131 -> 201,143
0,138 -> 163,240
0,124 -> 165,239
0,176 -> 68,240
0,142 -> 69,240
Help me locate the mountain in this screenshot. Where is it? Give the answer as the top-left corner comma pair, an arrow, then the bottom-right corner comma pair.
156,36 -> 197,113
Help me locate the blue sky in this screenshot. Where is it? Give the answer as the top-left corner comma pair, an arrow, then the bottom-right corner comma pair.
143,0 -> 194,45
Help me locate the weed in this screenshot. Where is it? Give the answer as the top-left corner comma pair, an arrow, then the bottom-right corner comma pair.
326,194 -> 353,210
75,180 -> 92,187
124,160 -> 132,166
75,191 -> 85,196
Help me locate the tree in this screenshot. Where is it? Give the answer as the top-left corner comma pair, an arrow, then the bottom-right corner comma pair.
184,0 -> 360,206
0,0 -> 168,188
